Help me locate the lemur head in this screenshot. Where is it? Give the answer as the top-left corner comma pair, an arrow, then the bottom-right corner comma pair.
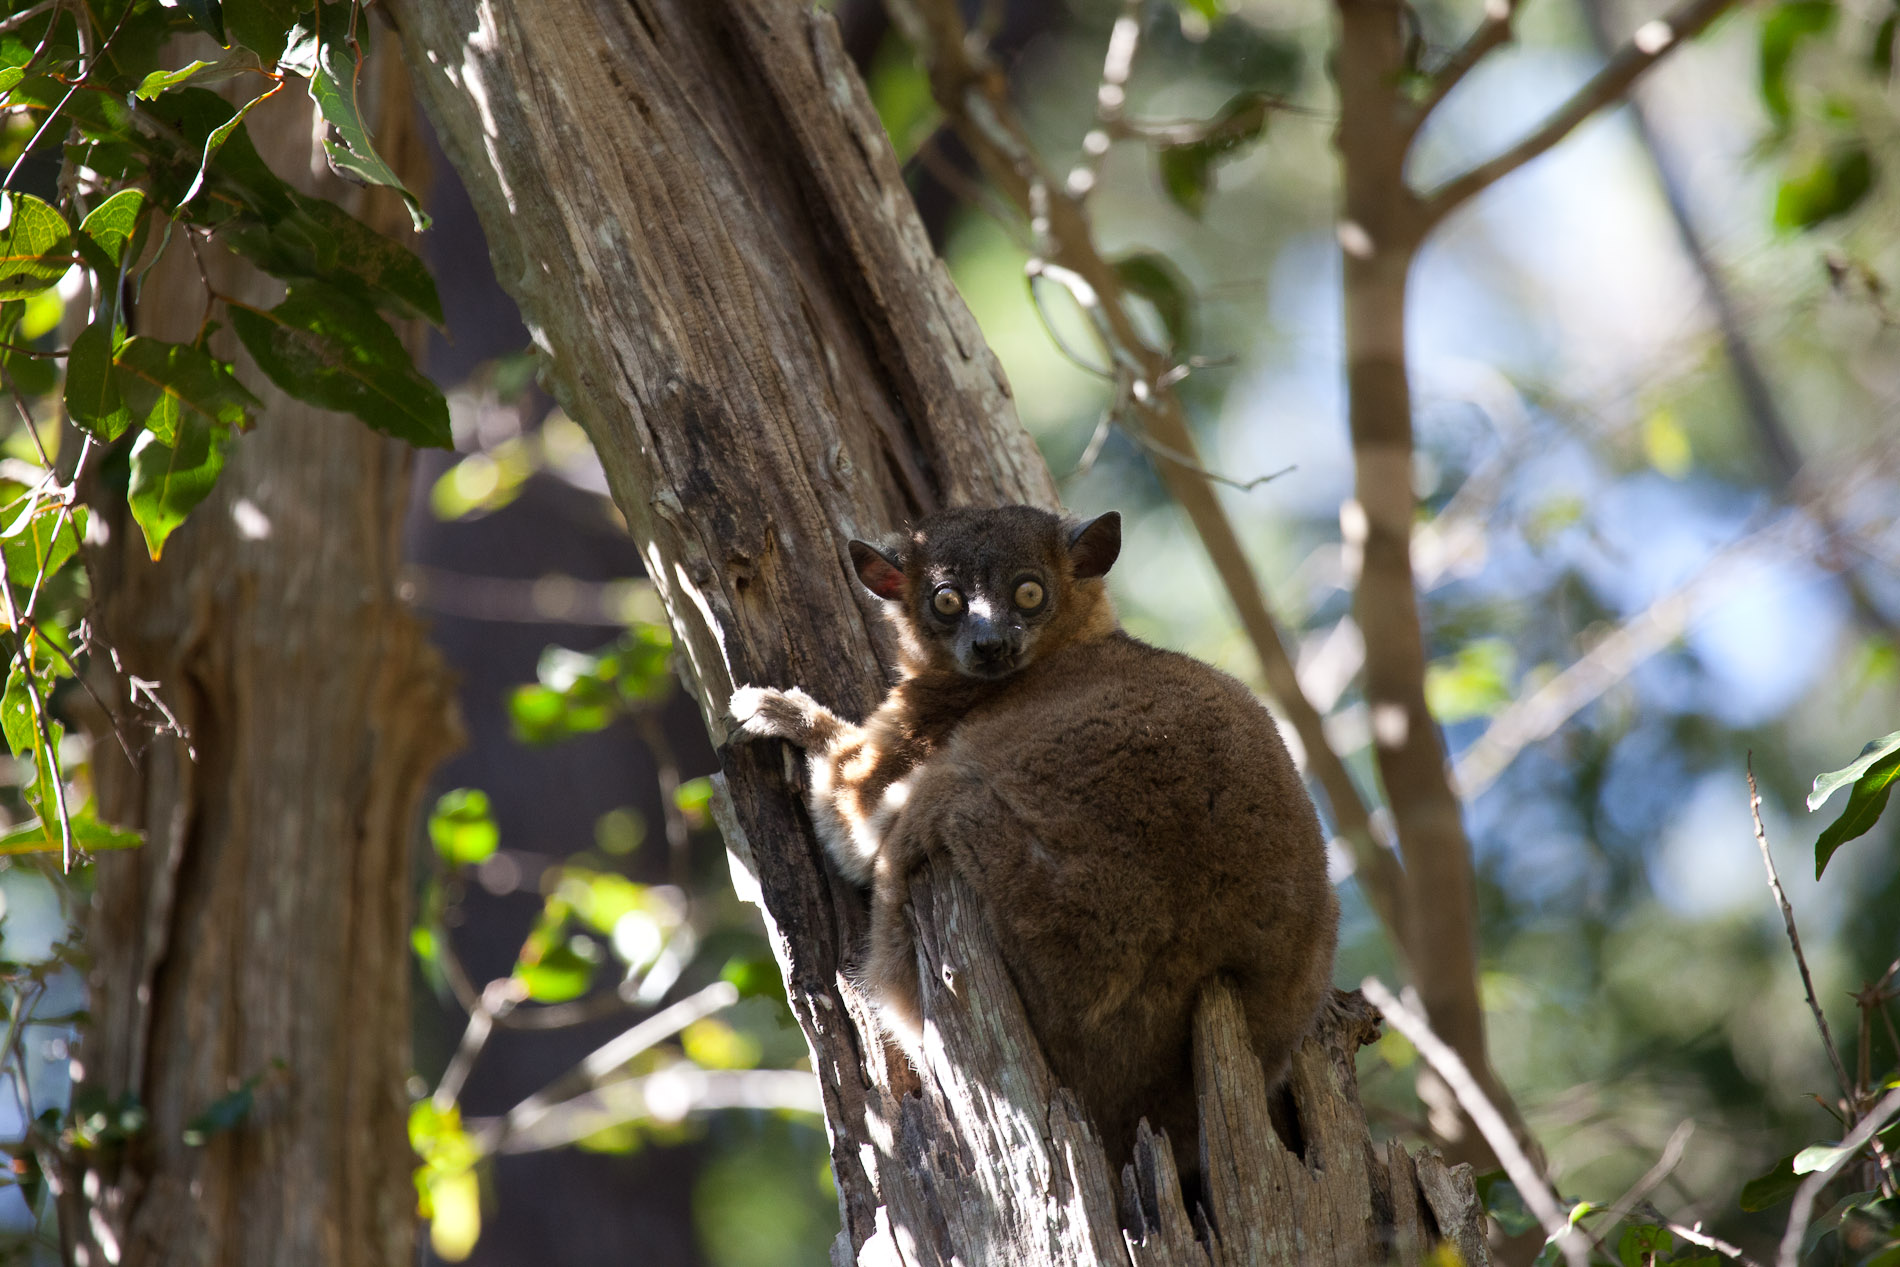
848,505 -> 1121,680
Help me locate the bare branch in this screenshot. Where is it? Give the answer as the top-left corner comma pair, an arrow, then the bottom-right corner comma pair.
475,981 -> 739,1156
1419,0 -> 1739,229
487,1068 -> 823,1154
1778,1087 -> 1900,1267
1065,0 -> 1139,199
1407,0 -> 1525,139
1363,976 -> 1588,1267
1641,1208 -> 1764,1267
1596,1120 -> 1693,1234
1748,761 -> 1855,1114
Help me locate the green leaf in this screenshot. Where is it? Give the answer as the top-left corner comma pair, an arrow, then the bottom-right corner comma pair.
1474,1172 -> 1542,1237
228,283 -> 450,447
127,414 -> 234,560
1741,1151 -> 1803,1210
1809,730 -> 1900,808
1617,1224 -> 1673,1267
428,788 -> 499,867
1112,251 -> 1194,350
1178,0 -> 1223,19
78,188 -> 147,273
134,59 -> 221,100
182,1071 -> 268,1147
220,190 -> 442,324
177,0 -> 227,45
303,14 -> 429,229
3,663 -> 62,821
1814,749 -> 1900,878
0,194 -> 72,302
516,940 -> 596,1003
1,662 -> 40,756
224,0 -> 303,65
1154,92 -> 1271,219
0,802 -> 141,855
1794,1139 -> 1859,1174
1,503 -> 86,594
1760,0 -> 1836,127
66,320 -> 132,441
114,337 -> 259,446
180,90 -> 271,209
1775,144 -> 1875,231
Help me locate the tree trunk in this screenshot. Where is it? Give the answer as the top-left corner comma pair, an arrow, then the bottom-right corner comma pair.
76,54 -> 458,1267
392,1 -> 1490,1261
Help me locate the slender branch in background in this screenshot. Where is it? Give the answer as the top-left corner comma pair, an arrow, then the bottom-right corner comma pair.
882,0 -> 1410,961
1637,1205 -> 1765,1267
1777,1087 -> 1900,1267
1419,0 -> 1739,228
635,712 -> 692,894
1576,0 -> 1900,647
433,978 -> 526,1110
1065,0 -> 1140,199
488,1068 -> 823,1155
1406,0 -> 1527,139
1595,1119 -> 1693,1234
1362,976 -> 1591,1267
1747,762 -> 1855,1116
476,981 -> 739,1156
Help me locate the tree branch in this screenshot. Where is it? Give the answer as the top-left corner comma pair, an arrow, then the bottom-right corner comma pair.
1418,0 -> 1739,229
1405,0 -> 1525,142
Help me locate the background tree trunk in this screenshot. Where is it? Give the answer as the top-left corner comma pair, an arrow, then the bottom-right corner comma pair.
77,52 -> 458,1267
393,1 -> 1488,1260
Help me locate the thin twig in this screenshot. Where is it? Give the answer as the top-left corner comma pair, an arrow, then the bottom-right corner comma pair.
1362,975 -> 1589,1267
1407,0 -> 1524,138
433,977 -> 525,1109
0,0 -> 56,35
1418,0 -> 1739,229
1637,1207 -> 1764,1267
1595,1119 -> 1693,1234
1778,1086 -> 1900,1267
1748,760 -> 1855,1115
476,981 -> 739,1155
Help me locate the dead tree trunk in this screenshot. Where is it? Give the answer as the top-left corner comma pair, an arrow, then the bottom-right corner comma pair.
77,58 -> 458,1267
392,2 -> 1491,1261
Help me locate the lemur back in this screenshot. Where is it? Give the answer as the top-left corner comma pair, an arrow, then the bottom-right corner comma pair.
732,505 -> 1338,1175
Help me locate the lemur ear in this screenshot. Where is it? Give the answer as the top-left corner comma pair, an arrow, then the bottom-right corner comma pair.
848,539 -> 907,601
1066,512 -> 1122,579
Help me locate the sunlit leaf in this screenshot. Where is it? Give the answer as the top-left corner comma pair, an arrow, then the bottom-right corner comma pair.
1814,748 -> 1900,878
1425,638 -> 1516,723
66,320 -> 132,441
298,11 -> 429,228
114,337 -> 258,446
675,776 -> 714,830
1642,407 -> 1693,478
127,415 -> 234,560
0,194 -> 71,302
681,1017 -> 762,1070
866,36 -> 940,164
220,190 -> 443,325
0,503 -> 86,595
134,59 -> 221,100
516,939 -> 596,1003
228,283 -> 450,447
428,788 -> 499,867
77,189 -> 146,272
1809,731 -> 1900,808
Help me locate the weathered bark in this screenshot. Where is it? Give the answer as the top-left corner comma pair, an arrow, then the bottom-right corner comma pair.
77,55 -> 457,1267
393,1 -> 1488,1261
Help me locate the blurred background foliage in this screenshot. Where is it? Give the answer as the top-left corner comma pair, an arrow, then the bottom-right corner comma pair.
0,0 -> 1893,1260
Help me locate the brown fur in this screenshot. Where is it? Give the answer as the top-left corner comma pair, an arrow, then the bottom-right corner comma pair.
732,505 -> 1338,1171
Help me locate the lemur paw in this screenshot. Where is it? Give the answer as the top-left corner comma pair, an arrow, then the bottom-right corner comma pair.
729,685 -> 815,741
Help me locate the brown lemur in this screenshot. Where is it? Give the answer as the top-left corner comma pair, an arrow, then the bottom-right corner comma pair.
730,505 -> 1338,1171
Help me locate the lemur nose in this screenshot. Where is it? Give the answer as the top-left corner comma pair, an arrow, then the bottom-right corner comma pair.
973,635 -> 1006,660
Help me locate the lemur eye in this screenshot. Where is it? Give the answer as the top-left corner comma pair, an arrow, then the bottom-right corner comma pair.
1014,580 -> 1045,610
932,586 -> 964,617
